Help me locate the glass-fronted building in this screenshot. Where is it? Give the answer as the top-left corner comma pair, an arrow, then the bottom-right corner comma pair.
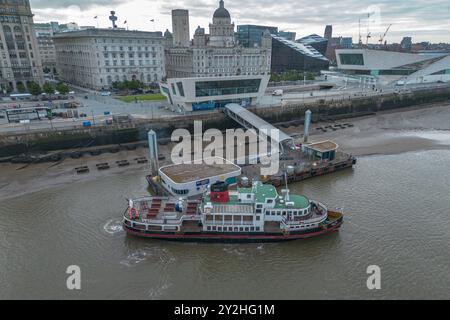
236,25 -> 278,48
271,35 -> 330,73
297,34 -> 329,56
160,74 -> 270,112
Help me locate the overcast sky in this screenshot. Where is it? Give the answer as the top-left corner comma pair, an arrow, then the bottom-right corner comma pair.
30,0 -> 450,43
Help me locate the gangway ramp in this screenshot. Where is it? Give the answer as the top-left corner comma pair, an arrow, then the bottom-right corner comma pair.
224,103 -> 294,152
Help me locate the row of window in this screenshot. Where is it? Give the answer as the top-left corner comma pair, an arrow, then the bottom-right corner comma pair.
291,224 -> 317,229
171,187 -> 189,195
104,60 -> 159,67
206,226 -> 261,232
266,208 -> 310,217
195,79 -> 261,97
102,46 -> 161,52
95,38 -> 160,45
103,52 -> 157,59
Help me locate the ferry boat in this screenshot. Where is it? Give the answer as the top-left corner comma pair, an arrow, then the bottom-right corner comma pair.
123,181 -> 343,243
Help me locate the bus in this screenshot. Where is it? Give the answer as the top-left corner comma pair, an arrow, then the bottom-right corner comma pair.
6,107 -> 51,123
9,93 -> 32,100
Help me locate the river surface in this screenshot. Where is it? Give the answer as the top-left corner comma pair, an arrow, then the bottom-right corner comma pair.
0,150 -> 449,299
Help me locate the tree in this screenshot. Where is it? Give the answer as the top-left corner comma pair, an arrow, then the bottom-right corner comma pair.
27,81 -> 42,96
56,82 -> 69,95
43,82 -> 54,96
128,80 -> 143,91
17,82 -> 26,93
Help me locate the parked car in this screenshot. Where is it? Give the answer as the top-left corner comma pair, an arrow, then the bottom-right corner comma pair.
272,89 -> 283,96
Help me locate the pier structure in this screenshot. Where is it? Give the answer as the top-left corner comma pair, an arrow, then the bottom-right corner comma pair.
224,103 -> 294,153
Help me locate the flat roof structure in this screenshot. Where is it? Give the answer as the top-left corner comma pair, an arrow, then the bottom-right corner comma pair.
224,103 -> 293,146
160,161 -> 241,184
305,141 -> 339,153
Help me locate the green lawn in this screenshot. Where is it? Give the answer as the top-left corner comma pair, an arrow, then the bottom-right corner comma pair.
116,93 -> 167,103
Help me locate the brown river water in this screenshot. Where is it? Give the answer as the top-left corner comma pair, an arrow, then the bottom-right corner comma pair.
0,150 -> 449,299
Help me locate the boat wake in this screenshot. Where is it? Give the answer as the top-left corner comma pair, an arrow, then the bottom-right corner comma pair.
147,282 -> 173,299
120,247 -> 176,267
103,219 -> 124,235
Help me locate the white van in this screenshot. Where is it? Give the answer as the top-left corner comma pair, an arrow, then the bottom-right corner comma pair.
272,89 -> 283,96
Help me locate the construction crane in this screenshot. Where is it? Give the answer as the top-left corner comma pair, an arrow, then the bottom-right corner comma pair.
365,12 -> 375,45
358,19 -> 362,46
379,24 -> 393,45
366,32 -> 372,45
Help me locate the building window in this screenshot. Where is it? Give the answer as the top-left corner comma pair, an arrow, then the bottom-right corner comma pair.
339,53 -> 364,66
176,82 -> 185,97
195,79 -> 261,97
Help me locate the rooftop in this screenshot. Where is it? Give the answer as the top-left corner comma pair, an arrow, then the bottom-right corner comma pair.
305,140 -> 339,153
53,28 -> 163,39
275,194 -> 310,210
160,160 -> 241,184
271,35 -> 328,61
213,0 -> 231,19
239,183 -> 279,203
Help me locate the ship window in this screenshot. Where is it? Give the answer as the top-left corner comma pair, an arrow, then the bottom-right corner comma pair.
288,211 -> 292,215
267,199 -> 273,204
239,227 -> 244,232
256,216 -> 260,221
256,209 -> 262,214
245,227 -> 249,232
212,226 -> 217,231
250,227 -> 255,231
283,211 -> 287,215
218,227 -> 222,231
256,227 -> 260,231
247,194 -> 252,199
207,226 -> 211,231
277,212 -> 281,216
256,204 -> 263,209
234,227 -> 239,232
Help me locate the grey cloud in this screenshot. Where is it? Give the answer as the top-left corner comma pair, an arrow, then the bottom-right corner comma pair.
30,0 -> 127,10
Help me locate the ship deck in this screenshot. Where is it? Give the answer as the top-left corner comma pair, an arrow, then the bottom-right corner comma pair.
127,197 -> 201,222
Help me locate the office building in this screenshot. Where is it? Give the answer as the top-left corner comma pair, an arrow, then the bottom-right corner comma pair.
236,25 -> 278,48
278,31 -> 296,41
34,23 -> 57,74
0,0 -> 44,93
172,9 -> 190,47
54,28 -> 166,90
297,34 -> 329,56
271,35 -> 329,73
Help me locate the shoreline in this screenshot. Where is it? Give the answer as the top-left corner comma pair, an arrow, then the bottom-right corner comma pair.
1,103 -> 450,201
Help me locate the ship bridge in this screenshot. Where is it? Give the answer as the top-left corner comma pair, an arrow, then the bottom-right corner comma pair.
224,103 -> 294,153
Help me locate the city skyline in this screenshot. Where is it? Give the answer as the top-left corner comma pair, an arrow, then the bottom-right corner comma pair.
30,0 -> 450,44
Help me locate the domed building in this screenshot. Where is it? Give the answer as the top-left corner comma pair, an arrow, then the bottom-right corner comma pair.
162,1 -> 272,112
209,0 -> 235,47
